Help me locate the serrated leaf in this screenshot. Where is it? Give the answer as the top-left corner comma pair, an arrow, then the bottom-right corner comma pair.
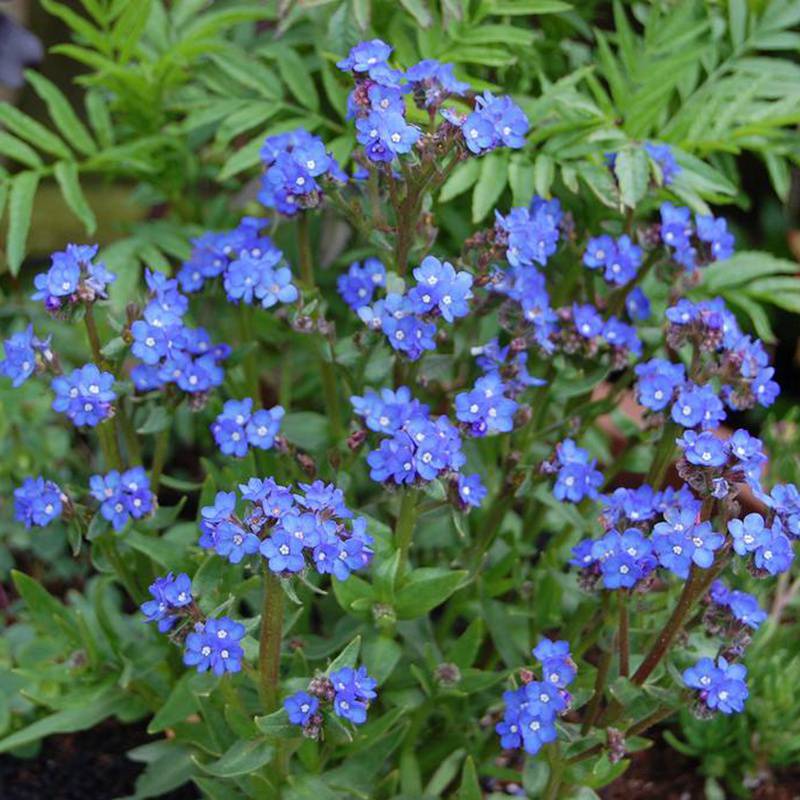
615,147 -> 649,209
54,161 -> 96,234
0,132 -> 42,168
6,171 -> 40,276
399,0 -> 432,27
25,70 -> 96,156
274,47 -> 320,112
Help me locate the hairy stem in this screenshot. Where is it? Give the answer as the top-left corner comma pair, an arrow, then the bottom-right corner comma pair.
259,569 -> 285,712
618,592 -> 630,678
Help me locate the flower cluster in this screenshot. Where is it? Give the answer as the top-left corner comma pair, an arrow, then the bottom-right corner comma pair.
543,439 -> 603,504
339,40 -> 421,163
665,298 -> 778,410
337,258 -> 386,310
644,141 -> 681,185
683,656 -> 748,715
141,572 -> 193,633
31,243 -> 115,312
660,202 -> 734,270
357,256 -> 473,360
558,303 -> 642,365
259,129 -> 345,215
495,198 -> 562,269
460,91 -> 529,155
496,639 -> 576,756
13,476 -> 64,528
455,373 -> 518,437
89,466 -> 155,532
353,387 -> 474,491
211,398 -> 284,457
0,325 -> 51,387
130,270 -> 229,396
708,580 -> 767,631
184,617 -> 245,676
727,512 -> 794,577
583,233 -> 642,285
51,362 -> 116,427
199,479 -> 373,580
285,664 -> 378,738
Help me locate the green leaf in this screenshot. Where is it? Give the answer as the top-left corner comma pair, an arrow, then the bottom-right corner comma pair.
472,152 -> 508,223
218,137 -> 265,181
615,147 -> 649,209
353,0 -> 371,30
439,159 -> 481,203
0,685 -> 125,753
194,739 -> 274,778
137,405 -> 171,434
363,635 -> 402,684
327,635 -> 362,673
85,89 -> 114,148
448,618 -> 484,669
6,171 -> 39,275
458,756 -> 482,800
490,0 -> 571,14
274,47 -> 320,112
399,0 -> 432,27
281,411 -> 329,451
394,569 -> 467,619
54,161 -> 97,234
0,103 -> 71,160
509,156 -> 535,206
148,673 -> 199,733
0,132 -> 42,168
701,251 -> 798,292
24,70 -> 96,156
728,0 -> 747,48
254,708 -> 300,740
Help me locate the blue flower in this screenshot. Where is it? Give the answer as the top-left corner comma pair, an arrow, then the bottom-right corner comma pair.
457,473 -> 486,509
261,529 -> 306,573
32,243 -> 115,310
285,691 -> 319,726
635,358 -> 686,412
141,572 -> 192,633
407,59 -> 468,108
51,363 -> 116,427
410,256 -> 473,322
677,430 -> 728,467
337,258 -> 386,310
461,92 -> 529,154
644,141 -> 680,185
331,666 -> 377,725
572,303 -> 604,339
496,201 -> 561,268
727,513 -> 770,556
753,523 -> 794,575
0,325 -> 48,387
710,580 -> 766,630
551,440 -> 603,503
752,367 -> 779,407
337,39 -> 392,75
592,529 -> 654,588
455,374 -> 518,437
14,476 -> 63,528
351,386 -> 428,434
583,234 -> 642,285
671,383 -> 725,429
626,287 -> 651,320
183,617 -> 245,676
683,657 -> 747,715
533,639 -> 576,689
696,214 -> 734,261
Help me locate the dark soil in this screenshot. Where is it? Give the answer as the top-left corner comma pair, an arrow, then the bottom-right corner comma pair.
0,720 -> 198,800
601,730 -> 800,800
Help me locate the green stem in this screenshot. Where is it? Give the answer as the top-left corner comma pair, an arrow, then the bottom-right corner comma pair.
297,213 -> 314,288
98,534 -> 143,603
644,423 -> 678,487
618,591 -> 630,678
259,569 -> 285,713
467,489 -> 511,574
150,426 -> 170,492
581,639 -> 612,734
395,489 -> 419,577
240,303 -> 261,404
543,742 -> 564,800
117,401 -> 143,465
